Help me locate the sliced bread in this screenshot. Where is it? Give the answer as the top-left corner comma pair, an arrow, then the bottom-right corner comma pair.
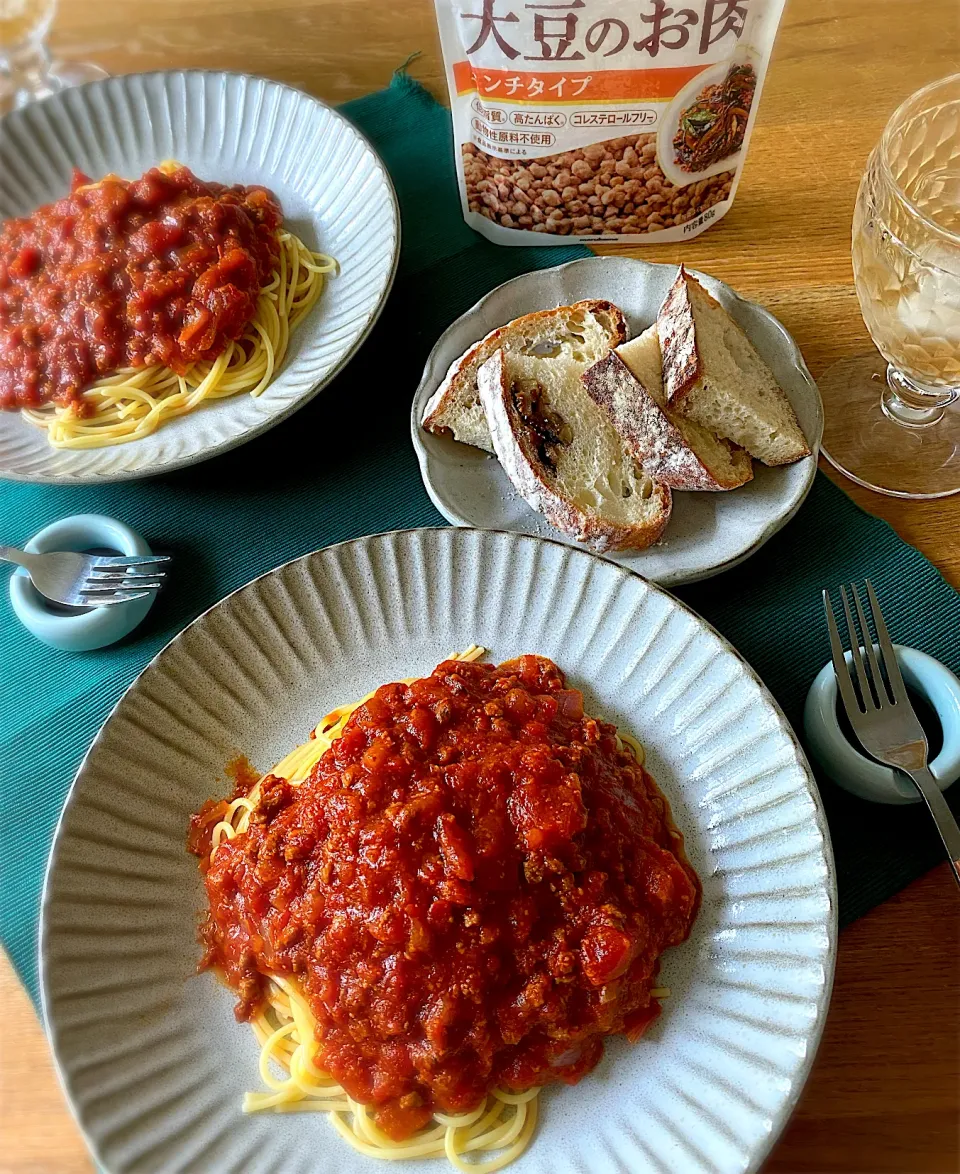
657,267 -> 811,466
477,348 -> 671,553
422,300 -> 628,453
584,325 -> 753,492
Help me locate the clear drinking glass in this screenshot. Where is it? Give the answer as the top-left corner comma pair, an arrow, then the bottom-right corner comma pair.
819,73 -> 960,499
0,0 -> 106,115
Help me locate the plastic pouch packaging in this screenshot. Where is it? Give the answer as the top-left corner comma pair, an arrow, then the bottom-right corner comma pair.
434,0 -> 786,245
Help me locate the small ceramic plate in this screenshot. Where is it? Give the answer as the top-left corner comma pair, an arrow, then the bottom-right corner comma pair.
41,528 -> 836,1174
0,70 -> 399,483
411,256 -> 823,587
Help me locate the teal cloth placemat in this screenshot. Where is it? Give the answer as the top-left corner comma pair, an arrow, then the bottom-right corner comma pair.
2,74 -> 958,1006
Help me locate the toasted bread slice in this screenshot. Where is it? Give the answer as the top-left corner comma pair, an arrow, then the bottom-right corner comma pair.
422,300 -> 628,453
657,267 -> 811,467
583,326 -> 753,492
478,349 -> 671,553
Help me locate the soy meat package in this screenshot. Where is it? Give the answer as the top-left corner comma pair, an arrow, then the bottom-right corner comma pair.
435,0 -> 786,244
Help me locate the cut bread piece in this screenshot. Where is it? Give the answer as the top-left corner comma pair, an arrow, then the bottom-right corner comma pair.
585,326 -> 753,492
422,300 -> 628,453
478,349 -> 671,553
657,267 -> 811,466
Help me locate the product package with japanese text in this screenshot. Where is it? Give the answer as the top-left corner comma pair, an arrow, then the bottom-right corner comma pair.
434,0 -> 787,245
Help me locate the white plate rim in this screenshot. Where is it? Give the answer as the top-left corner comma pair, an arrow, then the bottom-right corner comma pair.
409,255 -> 823,587
0,69 -> 401,485
37,525 -> 838,1174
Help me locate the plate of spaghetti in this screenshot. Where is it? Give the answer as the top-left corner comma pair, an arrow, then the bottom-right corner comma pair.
656,55 -> 762,191
40,528 -> 836,1174
0,71 -> 398,482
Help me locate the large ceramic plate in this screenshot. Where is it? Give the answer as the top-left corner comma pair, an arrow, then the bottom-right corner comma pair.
41,528 -> 835,1174
411,257 -> 823,587
0,70 -> 399,483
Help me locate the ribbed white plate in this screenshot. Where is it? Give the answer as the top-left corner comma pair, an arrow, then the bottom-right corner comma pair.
0,70 -> 399,483
411,257 -> 823,586
41,529 -> 836,1174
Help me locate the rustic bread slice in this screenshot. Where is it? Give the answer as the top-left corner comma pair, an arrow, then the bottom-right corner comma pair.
657,267 -> 811,466
422,300 -> 628,453
584,325 -> 753,491
477,349 -> 671,553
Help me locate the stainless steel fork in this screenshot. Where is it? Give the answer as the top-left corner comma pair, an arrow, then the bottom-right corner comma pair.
824,579 -> 960,888
0,546 -> 169,608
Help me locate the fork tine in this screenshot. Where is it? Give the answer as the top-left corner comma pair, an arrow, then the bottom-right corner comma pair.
824,589 -> 863,716
78,591 -> 151,607
86,570 -> 166,583
90,554 -> 172,568
851,582 -> 890,706
85,582 -> 163,591
80,584 -> 161,596
840,585 -> 877,709
866,579 -> 910,705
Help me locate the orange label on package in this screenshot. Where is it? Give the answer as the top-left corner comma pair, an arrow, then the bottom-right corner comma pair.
452,61 -> 705,104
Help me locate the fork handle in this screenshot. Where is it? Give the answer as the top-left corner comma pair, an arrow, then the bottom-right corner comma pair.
902,765 -> 960,889
0,546 -> 32,570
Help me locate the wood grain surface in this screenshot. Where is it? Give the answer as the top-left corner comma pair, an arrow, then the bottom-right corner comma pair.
2,0 -> 958,1171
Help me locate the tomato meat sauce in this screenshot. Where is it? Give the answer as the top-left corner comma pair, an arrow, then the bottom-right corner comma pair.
0,165 -> 280,412
189,656 -> 700,1140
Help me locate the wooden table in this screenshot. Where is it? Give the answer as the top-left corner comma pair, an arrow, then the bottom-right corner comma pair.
3,1 -> 958,1171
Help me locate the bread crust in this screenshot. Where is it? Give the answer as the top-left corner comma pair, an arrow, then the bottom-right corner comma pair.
583,352 -> 751,491
657,266 -> 811,466
422,299 -> 628,449
478,351 -> 671,553
657,265 -> 701,406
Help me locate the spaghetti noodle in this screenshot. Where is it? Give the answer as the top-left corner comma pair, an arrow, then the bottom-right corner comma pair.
191,649 -> 697,1173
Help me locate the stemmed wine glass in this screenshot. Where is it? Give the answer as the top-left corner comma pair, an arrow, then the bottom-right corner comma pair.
819,73 -> 960,499
0,0 -> 106,115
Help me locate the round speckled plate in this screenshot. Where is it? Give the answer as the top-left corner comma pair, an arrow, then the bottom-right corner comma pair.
41,528 -> 836,1174
410,257 -> 823,587
0,70 -> 399,483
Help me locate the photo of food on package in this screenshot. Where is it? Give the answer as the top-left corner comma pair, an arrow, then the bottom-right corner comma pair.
434,0 -> 787,245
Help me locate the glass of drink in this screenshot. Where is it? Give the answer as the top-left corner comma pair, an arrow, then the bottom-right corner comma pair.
819,73 -> 960,499
0,0 -> 106,114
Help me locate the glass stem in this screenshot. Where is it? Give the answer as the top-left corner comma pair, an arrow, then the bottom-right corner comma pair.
882,364 -> 958,428
0,38 -> 56,109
